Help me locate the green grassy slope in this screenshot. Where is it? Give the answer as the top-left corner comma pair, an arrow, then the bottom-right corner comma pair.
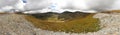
25,13 -> 100,33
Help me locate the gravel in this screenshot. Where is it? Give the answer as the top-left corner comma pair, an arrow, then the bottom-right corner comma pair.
0,13 -> 120,35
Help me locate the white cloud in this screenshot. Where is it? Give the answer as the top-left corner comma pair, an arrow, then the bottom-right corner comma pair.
109,0 -> 120,10
24,0 -> 51,10
0,0 -> 120,13
0,6 -> 14,12
0,0 -> 17,8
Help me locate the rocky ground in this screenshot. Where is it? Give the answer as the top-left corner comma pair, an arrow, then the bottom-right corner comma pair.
0,13 -> 120,35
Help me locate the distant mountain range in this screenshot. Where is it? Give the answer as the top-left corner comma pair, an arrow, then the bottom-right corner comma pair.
26,11 -> 92,21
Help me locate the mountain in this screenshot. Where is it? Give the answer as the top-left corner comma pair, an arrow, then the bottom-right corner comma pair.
26,11 -> 92,21
25,11 -> 99,33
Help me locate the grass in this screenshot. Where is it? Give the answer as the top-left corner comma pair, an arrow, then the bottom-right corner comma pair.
102,10 -> 120,13
0,12 -> 7,14
108,10 -> 120,12
25,14 -> 100,33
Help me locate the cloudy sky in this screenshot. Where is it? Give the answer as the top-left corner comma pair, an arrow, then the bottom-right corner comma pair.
0,0 -> 120,13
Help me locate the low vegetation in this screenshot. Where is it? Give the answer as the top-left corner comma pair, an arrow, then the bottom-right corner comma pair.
0,12 -> 7,14
102,10 -> 120,13
25,12 -> 100,33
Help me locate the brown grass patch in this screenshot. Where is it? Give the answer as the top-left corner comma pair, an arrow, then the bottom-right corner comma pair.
102,10 -> 120,13
25,14 -> 100,33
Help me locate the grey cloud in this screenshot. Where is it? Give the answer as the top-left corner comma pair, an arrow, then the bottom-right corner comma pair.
110,0 -> 120,10
63,0 -> 117,11
0,0 -> 18,8
24,0 -> 51,11
85,0 -> 117,11
0,0 -> 120,12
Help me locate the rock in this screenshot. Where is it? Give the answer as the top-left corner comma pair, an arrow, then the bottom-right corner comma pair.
0,13 -> 120,35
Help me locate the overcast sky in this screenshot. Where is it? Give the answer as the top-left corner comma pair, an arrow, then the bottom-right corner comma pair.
0,0 -> 120,13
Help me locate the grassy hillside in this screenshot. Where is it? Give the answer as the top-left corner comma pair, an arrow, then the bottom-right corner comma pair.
102,10 -> 120,13
25,12 -> 100,33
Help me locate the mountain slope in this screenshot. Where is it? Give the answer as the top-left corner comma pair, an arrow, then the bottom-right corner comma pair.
25,11 -> 100,33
